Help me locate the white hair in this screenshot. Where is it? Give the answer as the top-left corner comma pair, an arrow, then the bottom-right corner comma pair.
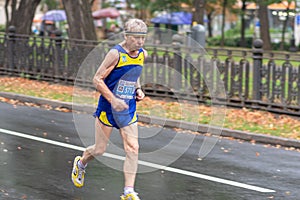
124,18 -> 147,34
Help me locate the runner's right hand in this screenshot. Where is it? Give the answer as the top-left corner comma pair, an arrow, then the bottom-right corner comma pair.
111,98 -> 128,112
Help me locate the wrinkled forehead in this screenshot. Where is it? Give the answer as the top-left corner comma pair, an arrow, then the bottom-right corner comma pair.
124,18 -> 147,36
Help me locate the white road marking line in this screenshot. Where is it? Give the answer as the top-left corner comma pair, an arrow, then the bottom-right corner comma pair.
0,128 -> 276,193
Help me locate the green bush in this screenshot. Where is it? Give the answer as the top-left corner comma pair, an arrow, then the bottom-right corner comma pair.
234,37 -> 254,48
207,36 -> 221,46
271,41 -> 292,51
207,35 -> 297,51
224,37 -> 238,46
0,24 -> 6,32
207,36 -> 253,48
224,28 -> 240,37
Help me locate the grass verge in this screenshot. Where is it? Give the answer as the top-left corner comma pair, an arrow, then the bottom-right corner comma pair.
0,76 -> 299,140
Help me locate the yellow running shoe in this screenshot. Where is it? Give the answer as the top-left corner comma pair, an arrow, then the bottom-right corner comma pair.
120,192 -> 141,200
71,156 -> 85,188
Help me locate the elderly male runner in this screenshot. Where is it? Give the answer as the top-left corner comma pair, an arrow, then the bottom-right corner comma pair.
71,18 -> 147,200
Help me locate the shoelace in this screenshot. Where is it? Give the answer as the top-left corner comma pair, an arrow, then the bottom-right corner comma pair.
77,169 -> 85,181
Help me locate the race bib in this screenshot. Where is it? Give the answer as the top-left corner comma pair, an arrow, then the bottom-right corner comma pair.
115,80 -> 136,99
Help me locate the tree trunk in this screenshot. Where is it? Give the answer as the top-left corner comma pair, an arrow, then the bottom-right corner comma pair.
207,12 -> 213,37
280,10 -> 289,50
62,0 -> 97,40
240,0 -> 247,47
280,2 -> 292,50
258,2 -> 271,50
192,0 -> 206,25
220,0 -> 227,47
6,0 -> 41,34
4,0 -> 9,31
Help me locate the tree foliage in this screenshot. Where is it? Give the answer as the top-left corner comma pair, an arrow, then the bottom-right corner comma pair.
206,0 -> 221,37
40,0 -> 61,10
2,0 -> 296,48
126,0 -> 151,20
149,0 -> 190,13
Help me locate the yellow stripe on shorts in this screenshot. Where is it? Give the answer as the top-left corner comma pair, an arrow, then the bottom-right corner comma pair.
99,111 -> 113,126
128,112 -> 137,125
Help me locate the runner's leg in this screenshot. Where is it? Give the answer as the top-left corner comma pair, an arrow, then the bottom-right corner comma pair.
119,123 -> 139,188
81,118 -> 113,165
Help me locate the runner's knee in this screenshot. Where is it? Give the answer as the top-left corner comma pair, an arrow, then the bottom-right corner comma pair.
124,142 -> 139,155
93,146 -> 106,156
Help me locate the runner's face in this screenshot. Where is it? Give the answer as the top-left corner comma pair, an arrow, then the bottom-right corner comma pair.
126,35 -> 146,51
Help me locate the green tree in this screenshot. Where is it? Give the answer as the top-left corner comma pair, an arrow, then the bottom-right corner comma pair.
203,0 -> 237,45
62,0 -> 97,40
206,0 -> 219,37
257,0 -> 291,50
126,0 -> 192,22
220,0 -> 237,47
5,0 -> 42,34
258,0 -> 272,50
234,0 -> 256,47
126,0 -> 151,21
40,0 -> 61,10
279,0 -> 293,50
239,0 -> 248,47
220,0 -> 227,46
150,0 -> 189,12
192,0 -> 206,25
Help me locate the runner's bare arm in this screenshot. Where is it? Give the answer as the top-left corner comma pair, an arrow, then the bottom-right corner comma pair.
135,49 -> 147,101
135,49 -> 147,89
93,49 -> 128,111
135,78 -> 145,101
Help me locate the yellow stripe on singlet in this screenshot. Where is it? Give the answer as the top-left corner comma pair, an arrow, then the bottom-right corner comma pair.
116,52 -> 144,68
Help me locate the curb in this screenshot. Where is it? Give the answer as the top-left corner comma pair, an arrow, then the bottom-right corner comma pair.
1,92 -> 300,149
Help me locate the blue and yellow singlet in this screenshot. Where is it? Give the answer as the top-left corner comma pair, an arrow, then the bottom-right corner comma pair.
94,44 -> 145,129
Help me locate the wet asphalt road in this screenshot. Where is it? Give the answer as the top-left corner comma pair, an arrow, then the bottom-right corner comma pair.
0,101 -> 300,200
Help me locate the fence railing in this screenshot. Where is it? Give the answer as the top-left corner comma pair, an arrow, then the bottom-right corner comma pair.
0,27 -> 300,115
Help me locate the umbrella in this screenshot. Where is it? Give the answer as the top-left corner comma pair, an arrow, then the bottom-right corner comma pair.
151,12 -> 192,25
42,10 -> 67,21
92,8 -> 120,19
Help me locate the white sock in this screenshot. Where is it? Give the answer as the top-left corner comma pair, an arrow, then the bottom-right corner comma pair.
124,186 -> 134,195
77,160 -> 87,170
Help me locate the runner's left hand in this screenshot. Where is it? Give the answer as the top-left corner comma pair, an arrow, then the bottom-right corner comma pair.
135,88 -> 145,101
